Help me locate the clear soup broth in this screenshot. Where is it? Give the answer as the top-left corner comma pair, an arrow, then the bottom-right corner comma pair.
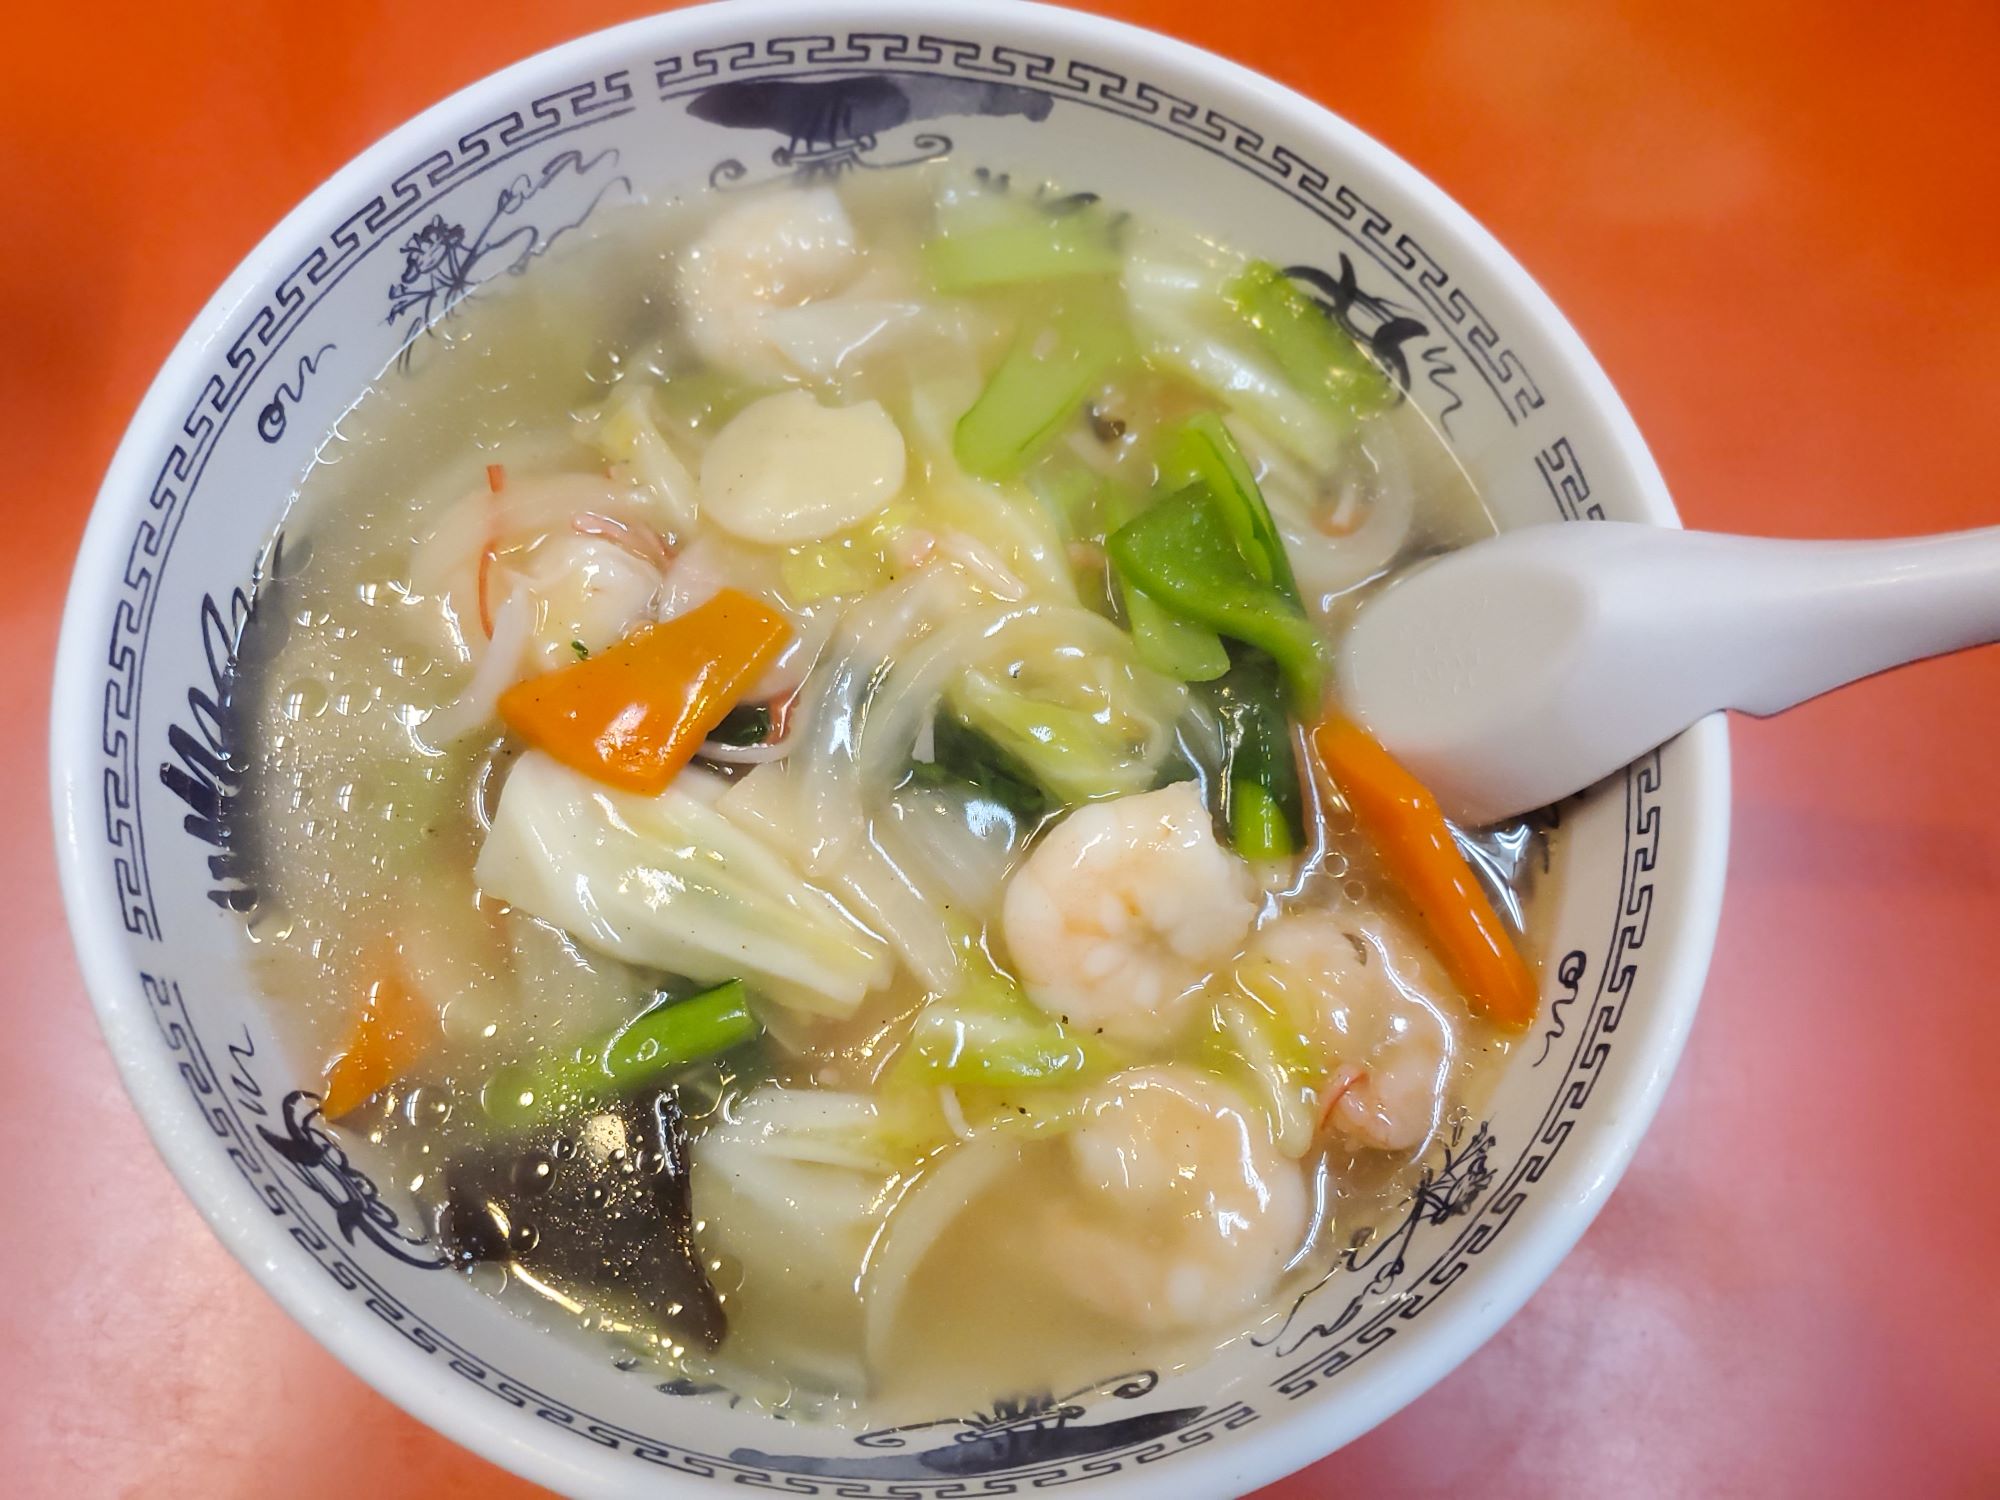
236,166 -> 1553,1421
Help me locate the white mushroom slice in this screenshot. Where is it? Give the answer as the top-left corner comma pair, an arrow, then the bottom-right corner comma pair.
700,389 -> 907,544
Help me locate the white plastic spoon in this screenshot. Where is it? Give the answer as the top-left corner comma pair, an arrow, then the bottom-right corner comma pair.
1336,521 -> 2000,827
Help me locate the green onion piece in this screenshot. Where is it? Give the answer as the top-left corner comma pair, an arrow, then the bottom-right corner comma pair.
923,217 -> 1122,291
1107,484 -> 1327,713
1159,411 -> 1303,607
482,980 -> 758,1131
1207,652 -> 1305,860
1229,782 -> 1290,861
602,982 -> 757,1088
1225,260 -> 1392,416
953,297 -> 1132,480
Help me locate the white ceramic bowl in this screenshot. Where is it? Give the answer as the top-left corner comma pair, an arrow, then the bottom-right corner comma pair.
51,3 -> 1729,1494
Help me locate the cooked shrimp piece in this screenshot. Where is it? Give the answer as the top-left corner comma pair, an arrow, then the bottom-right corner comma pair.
674,188 -> 863,383
510,534 -> 665,670
1044,1066 -> 1309,1331
1240,910 -> 1454,1153
410,472 -> 671,668
700,389 -> 906,544
1001,782 -> 1257,1046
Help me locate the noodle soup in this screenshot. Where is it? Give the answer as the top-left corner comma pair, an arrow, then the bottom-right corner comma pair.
237,167 -> 1551,1420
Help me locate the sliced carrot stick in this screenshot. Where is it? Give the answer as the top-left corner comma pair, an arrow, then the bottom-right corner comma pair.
499,587 -> 789,795
1311,713 -> 1539,1031
321,962 -> 433,1120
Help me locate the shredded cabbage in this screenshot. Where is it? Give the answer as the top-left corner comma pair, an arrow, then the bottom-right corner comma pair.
1201,989 -> 1327,1158
579,382 -> 699,533
474,751 -> 892,1016
1122,232 -> 1344,472
689,1088 -> 907,1388
947,651 -> 1185,805
891,975 -> 1119,1091
716,759 -> 966,996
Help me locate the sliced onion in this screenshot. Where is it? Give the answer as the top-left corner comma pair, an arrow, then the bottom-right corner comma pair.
749,611 -> 833,702
1242,412 -> 1416,609
799,594 -> 1148,877
936,530 -> 1027,601
696,731 -> 799,766
655,534 -> 727,622
860,1136 -> 1022,1374
412,587 -> 531,751
827,829 -> 962,995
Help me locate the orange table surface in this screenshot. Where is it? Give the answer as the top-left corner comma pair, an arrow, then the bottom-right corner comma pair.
6,2 -> 1997,1495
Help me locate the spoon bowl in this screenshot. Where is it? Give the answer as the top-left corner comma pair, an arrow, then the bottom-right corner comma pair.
1339,520 -> 2000,825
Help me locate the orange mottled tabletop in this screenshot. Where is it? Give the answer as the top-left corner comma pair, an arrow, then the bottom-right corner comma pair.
4,2 -> 1996,1495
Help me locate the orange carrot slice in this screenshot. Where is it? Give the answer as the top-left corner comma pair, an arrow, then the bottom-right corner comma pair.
498,588 -> 789,795
321,964 -> 433,1120
1311,713 -> 1539,1031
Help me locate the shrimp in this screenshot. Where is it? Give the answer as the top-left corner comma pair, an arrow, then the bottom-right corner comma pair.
1001,782 -> 1257,1047
410,472 -> 671,669
674,188 -> 865,383
1042,1066 -> 1310,1331
509,534 -> 665,669
1239,910 -> 1455,1153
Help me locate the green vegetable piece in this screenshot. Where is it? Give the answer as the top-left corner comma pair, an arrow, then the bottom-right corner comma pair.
1101,479 -> 1230,683
1207,652 -> 1306,860
602,982 -> 757,1087
1225,260 -> 1392,416
483,980 -> 758,1131
954,297 -> 1132,480
1127,587 -> 1232,683
948,669 -> 1159,805
923,216 -> 1122,291
895,977 -> 1114,1089
708,703 -> 773,748
1160,411 -> 1303,607
1107,484 -> 1327,713
907,711 -> 1052,824
1227,781 -> 1290,861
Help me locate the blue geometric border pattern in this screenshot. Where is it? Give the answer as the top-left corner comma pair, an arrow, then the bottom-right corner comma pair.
102,73 -> 635,941
124,738 -> 1657,1490
1265,749 -> 1660,1397
148,976 -> 1287,1493
653,33 -> 1545,426
95,32 -> 1650,1495
1535,437 -> 1602,521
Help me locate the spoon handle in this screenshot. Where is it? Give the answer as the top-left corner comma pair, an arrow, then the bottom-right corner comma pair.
1642,524 -> 2000,716
1336,520 -> 2000,826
